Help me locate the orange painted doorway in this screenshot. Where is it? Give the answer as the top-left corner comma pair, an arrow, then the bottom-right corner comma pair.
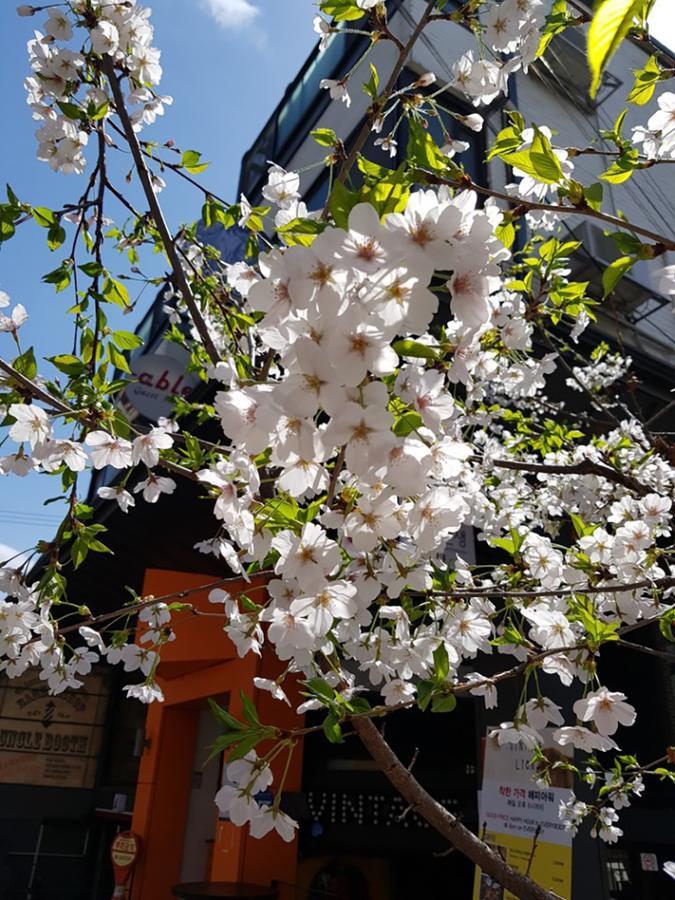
129,569 -> 304,900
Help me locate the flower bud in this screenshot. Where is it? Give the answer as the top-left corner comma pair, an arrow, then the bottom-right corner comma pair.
16,5 -> 36,15
415,72 -> 437,88
459,113 -> 484,132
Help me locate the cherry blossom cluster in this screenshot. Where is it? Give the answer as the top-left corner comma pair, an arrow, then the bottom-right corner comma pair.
22,1 -> 169,174
215,751 -> 296,842
4,0 -> 675,858
2,400 -> 176,503
632,91 -> 675,160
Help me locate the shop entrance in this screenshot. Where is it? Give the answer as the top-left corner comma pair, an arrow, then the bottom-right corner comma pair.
179,702 -> 223,883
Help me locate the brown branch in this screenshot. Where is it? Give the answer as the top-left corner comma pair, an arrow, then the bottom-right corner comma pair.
0,357 -> 73,415
102,56 -> 220,365
353,717 -> 562,900
326,445 -> 346,505
330,0 -> 438,195
56,571 -> 273,637
431,575 -> 675,600
493,457 -> 651,497
426,173 -> 675,252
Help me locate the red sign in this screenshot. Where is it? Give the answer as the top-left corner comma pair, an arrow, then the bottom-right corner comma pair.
111,831 -> 140,898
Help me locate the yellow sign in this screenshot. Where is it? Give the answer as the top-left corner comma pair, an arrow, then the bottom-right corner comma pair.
473,730 -> 573,900
0,670 -> 108,789
473,830 -> 572,900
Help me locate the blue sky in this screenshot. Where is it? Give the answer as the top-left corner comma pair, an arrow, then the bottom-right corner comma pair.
0,0 -> 317,561
0,0 -> 673,562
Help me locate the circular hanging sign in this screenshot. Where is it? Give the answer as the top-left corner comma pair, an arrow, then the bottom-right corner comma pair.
125,353 -> 199,421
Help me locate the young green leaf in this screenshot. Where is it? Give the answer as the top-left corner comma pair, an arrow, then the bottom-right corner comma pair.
587,0 -> 648,99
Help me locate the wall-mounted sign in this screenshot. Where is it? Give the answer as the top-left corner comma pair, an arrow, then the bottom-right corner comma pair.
472,730 -> 573,900
0,670 -> 108,789
125,353 -> 199,421
111,830 -> 141,898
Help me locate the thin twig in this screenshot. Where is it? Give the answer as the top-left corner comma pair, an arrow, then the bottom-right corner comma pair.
102,56 -> 220,365
493,457 -> 651,497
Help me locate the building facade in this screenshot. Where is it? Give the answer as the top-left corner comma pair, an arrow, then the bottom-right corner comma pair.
2,2 -> 674,898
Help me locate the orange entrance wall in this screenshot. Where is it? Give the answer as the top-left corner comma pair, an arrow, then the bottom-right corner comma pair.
130,569 -> 304,900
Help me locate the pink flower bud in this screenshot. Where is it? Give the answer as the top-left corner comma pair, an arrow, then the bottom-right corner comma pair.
17,5 -> 36,15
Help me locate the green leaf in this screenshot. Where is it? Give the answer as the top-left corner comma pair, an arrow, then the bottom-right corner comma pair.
305,677 -> 336,704
393,411 -> 423,437
322,713 -> 344,743
433,643 -> 450,682
584,182 -> 604,211
392,339 -> 439,360
103,277 -> 131,308
530,127 -> 564,183
431,694 -> 457,713
0,208 -> 16,243
499,129 -> 564,185
47,223 -> 66,251
490,536 -> 516,555
90,100 -> 110,121
208,697 -> 245,731
277,217 -> 325,247
602,255 -> 635,296
600,150 -> 639,184
240,691 -> 260,726
363,63 -> 379,100
496,220 -> 516,249
320,0 -> 365,21
627,54 -> 662,105
181,149 -> 210,174
56,100 -> 83,120
587,0 -> 648,99
328,180 -> 359,229
108,344 -> 131,374
488,125 -> 525,161
227,732 -> 263,762
31,207 -> 55,228
659,608 -> 675,643
406,118 -> 448,173
362,165 -> 410,217
311,128 -> 338,147
71,537 -> 89,569
112,330 -> 143,351
43,262 -> 73,293
79,261 -> 105,277
49,354 -> 85,376
416,680 -> 434,712
537,0 -> 573,58
13,347 -> 37,380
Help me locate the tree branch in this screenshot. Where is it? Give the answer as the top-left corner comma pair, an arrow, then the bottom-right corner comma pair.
330,0 -> 438,193
0,357 -> 73,415
493,457 -> 651,497
102,56 -> 221,365
353,717 -> 563,900
426,173 -> 675,252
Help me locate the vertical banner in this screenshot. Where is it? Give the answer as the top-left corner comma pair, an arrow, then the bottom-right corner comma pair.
473,730 -> 573,900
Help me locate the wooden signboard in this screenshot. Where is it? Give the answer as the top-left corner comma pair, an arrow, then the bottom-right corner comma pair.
0,670 -> 109,789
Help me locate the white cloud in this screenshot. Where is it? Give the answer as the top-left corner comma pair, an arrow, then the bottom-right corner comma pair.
199,0 -> 260,29
0,544 -> 26,568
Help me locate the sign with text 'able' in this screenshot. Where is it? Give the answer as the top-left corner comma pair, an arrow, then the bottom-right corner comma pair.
0,670 -> 108,789
125,353 -> 199,421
